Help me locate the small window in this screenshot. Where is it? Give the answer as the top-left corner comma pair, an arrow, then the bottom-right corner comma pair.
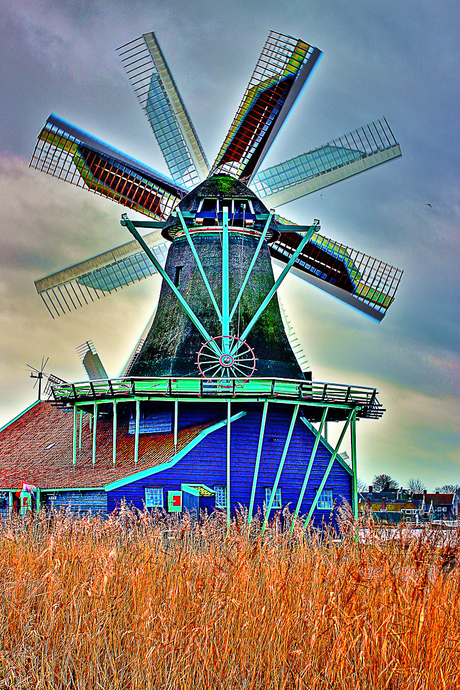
145,487 -> 164,508
213,486 -> 227,509
265,487 -> 282,509
174,266 -> 183,288
318,488 -> 333,510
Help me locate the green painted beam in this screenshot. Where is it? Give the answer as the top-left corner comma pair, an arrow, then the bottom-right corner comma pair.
290,408 -> 328,533
262,403 -> 300,534
237,222 -> 319,347
304,409 -> 354,526
174,399 -> 178,451
226,400 -> 231,530
134,399 -> 140,466
229,212 -> 273,322
72,406 -> 78,466
92,403 -> 98,467
176,208 -> 222,322
104,411 -> 247,492
0,400 -> 40,433
350,410 -> 358,519
248,400 -> 269,526
299,415 -> 354,476
112,400 -> 117,467
121,214 -> 219,355
222,207 -> 230,342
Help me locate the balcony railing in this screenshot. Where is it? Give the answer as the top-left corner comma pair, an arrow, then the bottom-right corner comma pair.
52,377 -> 384,419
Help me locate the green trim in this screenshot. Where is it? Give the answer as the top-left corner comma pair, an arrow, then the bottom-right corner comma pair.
248,400 -> 269,525
237,221 -> 319,346
350,410 -> 358,519
226,400 -> 231,530
112,400 -> 117,467
291,408 -> 328,533
104,410 -> 247,492
190,483 -> 215,493
134,399 -> 140,466
181,483 -> 200,496
262,403 -> 299,533
300,416 -> 354,476
229,213 -> 273,321
122,214 -> 218,354
40,487 -> 105,492
305,410 -> 354,526
222,207 -> 230,339
0,400 -> 41,433
72,407 -> 77,466
177,208 -> 222,321
92,403 -> 98,467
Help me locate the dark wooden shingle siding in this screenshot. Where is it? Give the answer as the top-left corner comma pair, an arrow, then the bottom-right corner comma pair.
107,403 -> 352,525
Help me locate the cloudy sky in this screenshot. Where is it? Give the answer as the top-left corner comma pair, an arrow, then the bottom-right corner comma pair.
0,0 -> 459,489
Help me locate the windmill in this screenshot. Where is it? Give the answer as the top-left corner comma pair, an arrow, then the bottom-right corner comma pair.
27,357 -> 66,401
27,30 -> 403,527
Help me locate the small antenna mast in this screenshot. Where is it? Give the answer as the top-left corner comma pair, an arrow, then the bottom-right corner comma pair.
27,356 -> 49,401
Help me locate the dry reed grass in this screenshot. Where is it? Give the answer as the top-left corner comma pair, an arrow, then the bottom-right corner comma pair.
0,505 -> 459,689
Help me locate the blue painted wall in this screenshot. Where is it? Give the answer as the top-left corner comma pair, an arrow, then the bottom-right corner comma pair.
42,490 -> 107,514
107,402 -> 352,526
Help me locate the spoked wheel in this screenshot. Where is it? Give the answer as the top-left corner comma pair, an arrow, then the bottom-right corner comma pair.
197,336 -> 256,381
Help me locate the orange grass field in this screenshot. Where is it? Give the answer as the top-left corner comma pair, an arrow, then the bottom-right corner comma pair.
0,506 -> 459,689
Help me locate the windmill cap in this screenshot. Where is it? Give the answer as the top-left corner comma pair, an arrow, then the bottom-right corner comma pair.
162,174 -> 279,242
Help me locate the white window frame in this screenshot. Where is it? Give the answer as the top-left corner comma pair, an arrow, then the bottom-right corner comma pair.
265,487 -> 282,509
213,485 -> 227,509
318,488 -> 333,510
145,487 -> 164,509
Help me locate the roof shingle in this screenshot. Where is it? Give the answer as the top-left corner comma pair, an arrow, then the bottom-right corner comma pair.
0,402 -> 213,490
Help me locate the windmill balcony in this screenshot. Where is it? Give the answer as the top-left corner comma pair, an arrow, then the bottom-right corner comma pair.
51,376 -> 384,422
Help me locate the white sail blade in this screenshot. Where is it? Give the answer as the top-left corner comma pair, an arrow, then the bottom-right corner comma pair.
211,30 -> 321,181
35,230 -> 168,318
252,119 -> 401,207
30,114 -> 187,220
117,33 -> 209,188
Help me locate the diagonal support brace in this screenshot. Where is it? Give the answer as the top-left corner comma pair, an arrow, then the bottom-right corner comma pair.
304,408 -> 354,527
121,214 -> 219,356
176,208 -> 222,322
236,220 -> 319,348
229,211 -> 274,322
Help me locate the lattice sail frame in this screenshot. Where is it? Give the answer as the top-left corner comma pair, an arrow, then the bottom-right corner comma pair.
35,230 -> 169,318
212,30 -> 321,180
30,114 -> 187,220
272,216 -> 403,320
252,119 -> 401,207
117,33 -> 209,189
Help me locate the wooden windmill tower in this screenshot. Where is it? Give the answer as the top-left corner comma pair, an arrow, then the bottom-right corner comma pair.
27,30 -> 403,527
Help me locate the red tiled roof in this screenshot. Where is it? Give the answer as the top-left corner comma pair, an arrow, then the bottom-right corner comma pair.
0,401 -> 214,490
425,494 -> 454,505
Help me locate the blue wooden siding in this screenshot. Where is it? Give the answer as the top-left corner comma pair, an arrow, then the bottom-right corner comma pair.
42,490 -> 107,514
107,402 -> 352,526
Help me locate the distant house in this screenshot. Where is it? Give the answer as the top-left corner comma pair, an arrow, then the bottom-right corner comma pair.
359,488 -> 459,523
358,491 -> 419,523
423,493 -> 458,521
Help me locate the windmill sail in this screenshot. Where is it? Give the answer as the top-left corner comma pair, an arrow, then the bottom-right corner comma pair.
34,229 -> 169,317
252,119 -> 401,206
211,31 -> 321,181
76,341 -> 108,380
271,216 -> 403,320
30,114 -> 187,220
117,33 -> 209,188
